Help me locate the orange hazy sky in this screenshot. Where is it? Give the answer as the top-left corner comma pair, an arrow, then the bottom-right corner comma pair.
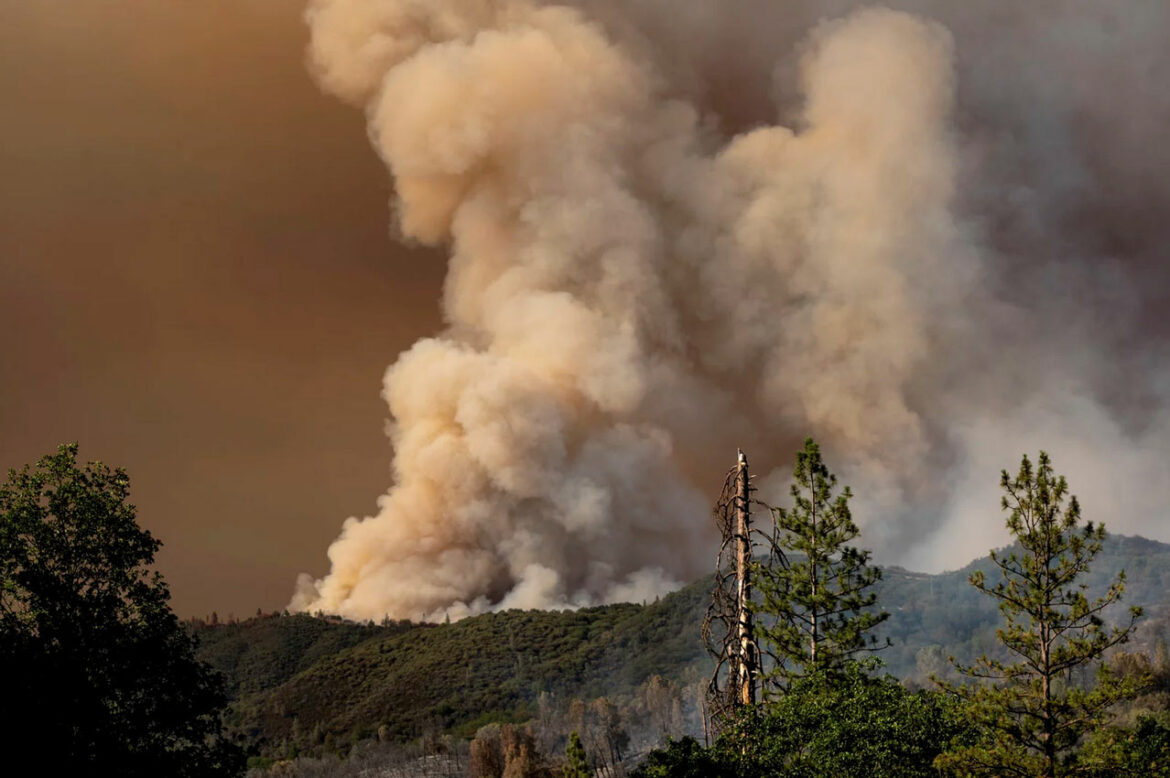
0,0 -> 446,617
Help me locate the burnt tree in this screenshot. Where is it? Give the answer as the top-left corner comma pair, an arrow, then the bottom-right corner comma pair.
703,449 -> 768,732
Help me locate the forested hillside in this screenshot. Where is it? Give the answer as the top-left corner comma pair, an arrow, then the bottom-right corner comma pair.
195,535 -> 1170,761
876,533 -> 1170,679
191,613 -> 417,698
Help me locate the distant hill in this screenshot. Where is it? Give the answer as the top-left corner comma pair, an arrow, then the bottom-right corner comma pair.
877,533 -> 1170,678
196,535 -> 1170,759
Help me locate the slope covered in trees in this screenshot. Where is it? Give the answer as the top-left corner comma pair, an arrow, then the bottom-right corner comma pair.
196,535 -> 1170,760
216,580 -> 711,756
878,533 -> 1170,680
191,612 -> 416,698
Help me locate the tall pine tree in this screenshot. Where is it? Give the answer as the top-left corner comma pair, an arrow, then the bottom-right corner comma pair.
936,452 -> 1143,777
754,438 -> 888,693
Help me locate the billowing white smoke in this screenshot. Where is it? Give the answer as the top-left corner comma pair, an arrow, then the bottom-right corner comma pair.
292,0 -> 1170,621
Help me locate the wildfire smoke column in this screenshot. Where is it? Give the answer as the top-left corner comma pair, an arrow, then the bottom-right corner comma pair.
292,0 -> 1170,622
289,0 -> 965,622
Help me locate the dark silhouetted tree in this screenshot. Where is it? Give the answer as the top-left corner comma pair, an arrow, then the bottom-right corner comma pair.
937,452 -> 1143,777
0,444 -> 242,776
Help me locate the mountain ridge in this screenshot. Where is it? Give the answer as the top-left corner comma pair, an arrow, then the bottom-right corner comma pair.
195,534 -> 1170,758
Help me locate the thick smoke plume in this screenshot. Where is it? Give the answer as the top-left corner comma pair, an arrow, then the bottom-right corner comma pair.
292,0 -> 1170,621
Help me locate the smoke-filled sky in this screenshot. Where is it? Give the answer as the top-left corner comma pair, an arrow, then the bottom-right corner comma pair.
4,0 -> 1169,621
0,0 -> 445,618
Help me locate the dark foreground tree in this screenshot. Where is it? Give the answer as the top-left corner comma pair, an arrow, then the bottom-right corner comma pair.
755,438 -> 888,692
0,444 -> 242,775
936,451 -> 1143,777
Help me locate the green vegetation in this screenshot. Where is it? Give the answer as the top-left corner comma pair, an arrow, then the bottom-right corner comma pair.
697,665 -> 973,778
937,452 -> 1144,776
631,668 -> 977,778
633,655 -> 1170,778
221,589 -> 711,755
561,731 -> 590,778
756,438 -> 889,691
191,611 -> 413,697
631,446 -> 1162,778
0,444 -> 242,776
1082,713 -> 1170,776
631,736 -> 723,778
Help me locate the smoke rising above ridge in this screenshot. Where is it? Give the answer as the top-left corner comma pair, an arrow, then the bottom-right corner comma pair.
292,0 -> 1170,621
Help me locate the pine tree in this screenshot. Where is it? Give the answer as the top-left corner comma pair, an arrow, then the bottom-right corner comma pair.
936,452 -> 1144,777
754,438 -> 888,693
563,731 -> 590,778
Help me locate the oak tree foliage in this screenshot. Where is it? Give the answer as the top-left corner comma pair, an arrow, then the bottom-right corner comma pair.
0,444 -> 241,775
720,665 -> 975,778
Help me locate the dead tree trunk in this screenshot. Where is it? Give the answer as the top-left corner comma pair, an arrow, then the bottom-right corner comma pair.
734,450 -> 757,707
702,450 -> 760,730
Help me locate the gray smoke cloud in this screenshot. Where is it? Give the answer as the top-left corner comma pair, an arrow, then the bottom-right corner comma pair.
291,0 -> 1170,621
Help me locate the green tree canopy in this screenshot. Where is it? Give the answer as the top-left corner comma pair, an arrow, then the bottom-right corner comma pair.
630,736 -> 726,778
0,444 -> 242,775
634,667 -> 973,778
937,451 -> 1144,777
754,438 -> 888,692
1082,713 -> 1170,777
719,666 -> 974,778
